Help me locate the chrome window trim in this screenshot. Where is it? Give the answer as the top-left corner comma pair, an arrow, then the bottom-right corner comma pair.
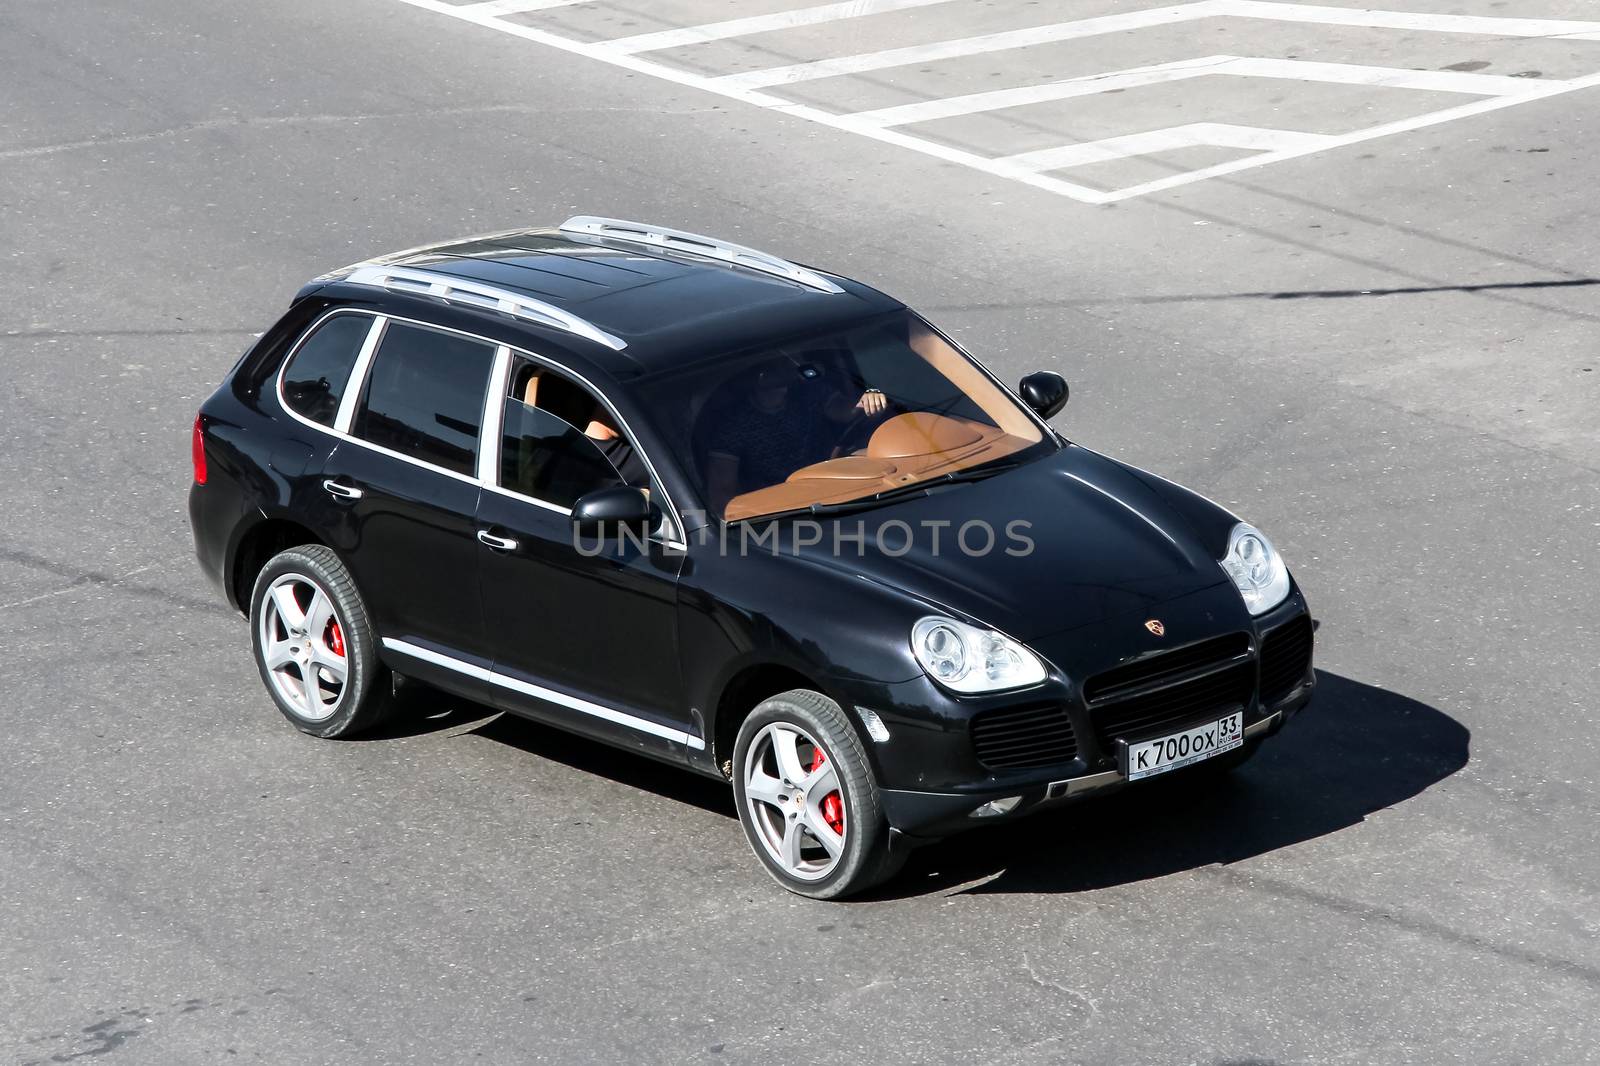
495,349 -> 687,548
477,346 -> 512,485
482,481 -> 572,517
332,315 -> 388,434
273,309 -> 688,546
273,308 -> 382,434
382,637 -> 705,750
906,308 -> 1058,444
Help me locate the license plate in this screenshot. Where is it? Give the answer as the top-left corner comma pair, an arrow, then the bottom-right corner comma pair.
1122,712 -> 1243,781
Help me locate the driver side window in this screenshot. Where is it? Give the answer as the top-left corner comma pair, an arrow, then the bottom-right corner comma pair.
497,359 -> 646,510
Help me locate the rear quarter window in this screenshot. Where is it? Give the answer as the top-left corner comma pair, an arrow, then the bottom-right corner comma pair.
280,313 -> 374,427
352,321 -> 496,476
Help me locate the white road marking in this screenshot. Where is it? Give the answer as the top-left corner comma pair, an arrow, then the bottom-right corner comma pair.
717,0 -> 1600,89
848,55 -> 1547,129
714,2 -> 1230,90
601,0 -> 960,56
1216,56 -> 1549,95
1225,0 -> 1600,41
392,0 -> 1600,203
1099,72 -> 1600,199
998,123 -> 1337,173
456,0 -> 589,14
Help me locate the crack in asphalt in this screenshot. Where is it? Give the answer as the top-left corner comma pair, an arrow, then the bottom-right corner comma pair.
1019,950 -> 1099,1018
1207,866 -> 1600,989
0,328 -> 260,342
0,103 -> 725,161
0,548 -> 232,616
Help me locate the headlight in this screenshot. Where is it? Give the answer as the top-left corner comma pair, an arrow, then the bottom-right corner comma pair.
911,617 -> 1047,694
1220,523 -> 1290,615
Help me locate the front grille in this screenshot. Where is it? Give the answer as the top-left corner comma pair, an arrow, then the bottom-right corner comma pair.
972,703 -> 1079,770
1259,614 -> 1314,705
1082,632 -> 1250,703
1091,661 -> 1255,749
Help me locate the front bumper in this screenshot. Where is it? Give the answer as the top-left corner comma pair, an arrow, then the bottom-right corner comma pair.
878,682 -> 1310,837
845,590 -> 1315,839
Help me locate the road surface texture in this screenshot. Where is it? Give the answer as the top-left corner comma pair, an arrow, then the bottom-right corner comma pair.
2,0 -> 1597,1063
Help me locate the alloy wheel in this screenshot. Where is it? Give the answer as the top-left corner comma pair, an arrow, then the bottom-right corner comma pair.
258,572 -> 349,722
742,722 -> 848,882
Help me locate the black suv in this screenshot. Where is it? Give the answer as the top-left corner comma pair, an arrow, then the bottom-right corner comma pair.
189,217 -> 1314,898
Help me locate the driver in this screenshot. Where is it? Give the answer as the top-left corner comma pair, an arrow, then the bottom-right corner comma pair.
705,358 -> 886,515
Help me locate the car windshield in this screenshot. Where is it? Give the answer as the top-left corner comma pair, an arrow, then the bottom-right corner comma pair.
635,311 -> 1056,522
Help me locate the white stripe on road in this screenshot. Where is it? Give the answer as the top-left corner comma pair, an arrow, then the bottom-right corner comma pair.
392,0 -> 1600,204
998,123 -> 1337,173
848,55 -> 1548,129
601,0 -> 959,56
714,2 -> 1229,89
717,0 -> 1600,89
1096,71 -> 1600,201
1218,56 -> 1550,95
1226,0 -> 1600,41
848,56 -> 1237,128
456,0 -> 589,13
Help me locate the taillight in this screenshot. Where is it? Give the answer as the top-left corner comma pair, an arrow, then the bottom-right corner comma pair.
191,414 -> 208,485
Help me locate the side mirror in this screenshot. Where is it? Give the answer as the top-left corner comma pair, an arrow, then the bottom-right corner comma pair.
1018,371 -> 1069,419
571,485 -> 655,538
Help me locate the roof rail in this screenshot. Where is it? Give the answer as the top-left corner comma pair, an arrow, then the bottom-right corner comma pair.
559,216 -> 845,295
342,264 -> 627,351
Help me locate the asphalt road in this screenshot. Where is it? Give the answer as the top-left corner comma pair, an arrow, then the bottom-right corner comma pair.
3,1 -> 1598,1063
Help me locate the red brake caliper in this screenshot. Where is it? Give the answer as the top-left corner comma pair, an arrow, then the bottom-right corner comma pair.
809,748 -> 845,836
325,619 -> 345,658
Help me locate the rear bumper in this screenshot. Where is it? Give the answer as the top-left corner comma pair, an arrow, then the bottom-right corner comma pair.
188,479 -> 240,610
879,678 -> 1312,839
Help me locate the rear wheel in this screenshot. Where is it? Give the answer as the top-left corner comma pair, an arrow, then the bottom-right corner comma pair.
249,545 -> 394,738
732,689 -> 902,899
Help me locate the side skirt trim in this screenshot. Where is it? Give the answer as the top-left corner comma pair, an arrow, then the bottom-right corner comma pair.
382,637 -> 705,749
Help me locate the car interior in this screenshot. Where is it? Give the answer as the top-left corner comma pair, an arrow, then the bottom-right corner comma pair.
684,317 -> 1046,521
499,363 -> 632,508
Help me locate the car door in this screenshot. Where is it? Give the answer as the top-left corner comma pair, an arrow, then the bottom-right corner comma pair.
311,316 -> 500,693
474,354 -> 695,757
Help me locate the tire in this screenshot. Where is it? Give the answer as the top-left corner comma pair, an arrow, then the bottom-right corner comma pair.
249,544 -> 395,739
732,689 -> 903,900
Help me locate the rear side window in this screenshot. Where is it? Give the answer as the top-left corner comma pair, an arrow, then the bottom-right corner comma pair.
352,322 -> 496,476
280,314 -> 372,427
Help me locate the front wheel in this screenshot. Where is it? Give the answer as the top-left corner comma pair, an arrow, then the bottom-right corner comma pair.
732,689 -> 902,899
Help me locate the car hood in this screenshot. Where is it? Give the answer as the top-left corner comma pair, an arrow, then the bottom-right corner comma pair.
786,445 -> 1234,642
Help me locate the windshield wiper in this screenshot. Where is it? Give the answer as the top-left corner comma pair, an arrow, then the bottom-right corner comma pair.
728,459 -> 1027,524
805,458 -> 1027,516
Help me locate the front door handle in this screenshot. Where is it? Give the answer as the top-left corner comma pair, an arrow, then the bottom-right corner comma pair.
322,479 -> 364,500
477,529 -> 519,552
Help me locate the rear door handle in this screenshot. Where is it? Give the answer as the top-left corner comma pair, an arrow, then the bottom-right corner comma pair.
322,479 -> 364,500
477,530 -> 519,551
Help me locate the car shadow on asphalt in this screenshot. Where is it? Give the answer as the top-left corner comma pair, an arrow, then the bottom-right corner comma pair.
881,670 -> 1469,899
366,669 -> 1467,899
363,694 -> 739,818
